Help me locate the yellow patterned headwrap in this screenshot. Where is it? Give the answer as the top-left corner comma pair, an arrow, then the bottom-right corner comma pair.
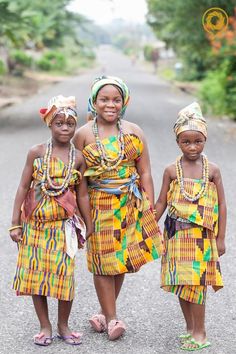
40,95 -> 78,126
174,102 -> 207,138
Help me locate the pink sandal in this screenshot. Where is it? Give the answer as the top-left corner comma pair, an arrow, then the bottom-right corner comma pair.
33,332 -> 53,346
57,331 -> 82,345
89,314 -> 107,333
108,320 -> 126,341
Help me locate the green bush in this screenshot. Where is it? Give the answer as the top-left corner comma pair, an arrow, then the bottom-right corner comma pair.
143,45 -> 154,62
11,50 -> 33,67
0,60 -> 6,75
37,51 -> 66,71
199,59 -> 236,119
199,69 -> 227,116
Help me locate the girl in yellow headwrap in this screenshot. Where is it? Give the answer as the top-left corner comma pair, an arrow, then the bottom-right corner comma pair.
155,102 -> 226,351
73,76 -> 163,341
9,95 -> 93,346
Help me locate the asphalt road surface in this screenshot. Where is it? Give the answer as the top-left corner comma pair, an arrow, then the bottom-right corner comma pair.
0,46 -> 235,354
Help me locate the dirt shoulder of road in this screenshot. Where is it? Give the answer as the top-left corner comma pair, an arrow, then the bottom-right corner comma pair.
0,71 -> 68,109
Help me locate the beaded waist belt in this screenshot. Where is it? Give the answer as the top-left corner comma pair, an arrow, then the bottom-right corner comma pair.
89,173 -> 142,200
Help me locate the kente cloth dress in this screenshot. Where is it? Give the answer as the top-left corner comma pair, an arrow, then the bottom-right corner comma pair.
161,178 -> 223,304
83,133 -> 163,275
13,157 -> 81,301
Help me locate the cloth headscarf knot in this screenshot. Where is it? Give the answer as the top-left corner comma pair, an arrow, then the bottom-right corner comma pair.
88,75 -> 130,118
40,95 -> 78,126
174,102 -> 207,138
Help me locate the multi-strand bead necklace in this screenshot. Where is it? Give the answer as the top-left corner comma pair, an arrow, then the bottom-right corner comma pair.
92,116 -> 125,171
176,154 -> 209,202
41,139 -> 75,197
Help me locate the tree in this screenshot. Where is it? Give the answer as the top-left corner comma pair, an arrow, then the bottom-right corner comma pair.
146,0 -> 235,79
0,0 -> 89,72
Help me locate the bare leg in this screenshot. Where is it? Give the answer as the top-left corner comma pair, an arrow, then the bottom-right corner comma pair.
114,274 -> 125,299
179,298 -> 194,334
191,303 -> 206,342
181,303 -> 207,349
32,295 -> 52,336
97,274 -> 125,313
94,275 -> 116,324
57,300 -> 81,344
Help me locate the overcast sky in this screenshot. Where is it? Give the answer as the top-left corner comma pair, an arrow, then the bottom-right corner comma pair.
68,0 -> 148,25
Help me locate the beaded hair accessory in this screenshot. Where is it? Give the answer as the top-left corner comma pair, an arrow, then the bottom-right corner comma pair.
176,154 -> 209,202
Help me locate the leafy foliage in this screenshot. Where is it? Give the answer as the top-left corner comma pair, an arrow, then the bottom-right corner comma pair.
147,0 -> 236,118
37,51 -> 66,71
146,0 -> 235,79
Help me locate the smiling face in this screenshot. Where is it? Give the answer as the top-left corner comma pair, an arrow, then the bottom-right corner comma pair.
50,113 -> 76,144
94,84 -> 123,123
177,130 -> 206,160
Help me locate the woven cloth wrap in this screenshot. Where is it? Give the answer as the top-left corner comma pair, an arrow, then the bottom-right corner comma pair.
39,95 -> 78,126
88,75 -> 130,117
174,102 -> 207,138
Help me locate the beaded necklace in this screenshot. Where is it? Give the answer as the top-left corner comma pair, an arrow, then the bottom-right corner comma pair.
92,116 -> 125,171
41,139 -> 75,197
176,154 -> 209,202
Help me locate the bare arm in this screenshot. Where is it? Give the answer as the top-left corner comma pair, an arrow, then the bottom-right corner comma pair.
212,164 -> 227,256
136,132 -> 155,207
72,125 -> 88,151
154,166 -> 172,222
10,147 -> 38,242
75,153 -> 93,238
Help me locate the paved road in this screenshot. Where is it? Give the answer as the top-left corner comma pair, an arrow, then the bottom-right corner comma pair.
0,46 -> 235,354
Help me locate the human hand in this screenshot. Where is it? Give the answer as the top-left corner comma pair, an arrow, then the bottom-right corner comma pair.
10,227 -> 23,243
216,237 -> 226,257
86,224 -> 94,240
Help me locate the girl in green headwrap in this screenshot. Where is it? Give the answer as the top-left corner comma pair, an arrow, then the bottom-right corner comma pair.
73,76 -> 163,341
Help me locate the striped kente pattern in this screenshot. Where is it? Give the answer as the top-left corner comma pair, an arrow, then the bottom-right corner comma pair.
161,179 -> 223,301
83,134 -> 163,275
13,157 -> 80,301
163,285 -> 207,305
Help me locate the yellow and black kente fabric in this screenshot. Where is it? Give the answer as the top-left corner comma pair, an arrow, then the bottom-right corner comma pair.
83,133 -> 163,275
161,178 -> 223,304
13,157 -> 81,301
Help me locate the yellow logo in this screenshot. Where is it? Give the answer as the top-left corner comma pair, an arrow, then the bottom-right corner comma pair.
202,7 -> 228,36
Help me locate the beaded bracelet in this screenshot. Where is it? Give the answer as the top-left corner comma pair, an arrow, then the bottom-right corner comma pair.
153,209 -> 157,215
8,225 -> 22,232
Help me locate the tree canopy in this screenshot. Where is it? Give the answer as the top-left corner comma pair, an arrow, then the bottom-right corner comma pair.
146,0 -> 235,78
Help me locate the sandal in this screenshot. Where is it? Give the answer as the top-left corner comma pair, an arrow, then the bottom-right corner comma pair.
57,331 -> 82,345
181,338 -> 211,351
33,332 -> 53,346
89,314 -> 107,333
108,319 -> 126,341
179,333 -> 192,343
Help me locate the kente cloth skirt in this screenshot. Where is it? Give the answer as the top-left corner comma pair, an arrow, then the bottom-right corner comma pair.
87,189 -> 163,275
162,285 -> 207,305
13,219 -> 75,301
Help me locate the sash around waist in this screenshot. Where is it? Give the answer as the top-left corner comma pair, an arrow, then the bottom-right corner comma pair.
88,173 -> 142,200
